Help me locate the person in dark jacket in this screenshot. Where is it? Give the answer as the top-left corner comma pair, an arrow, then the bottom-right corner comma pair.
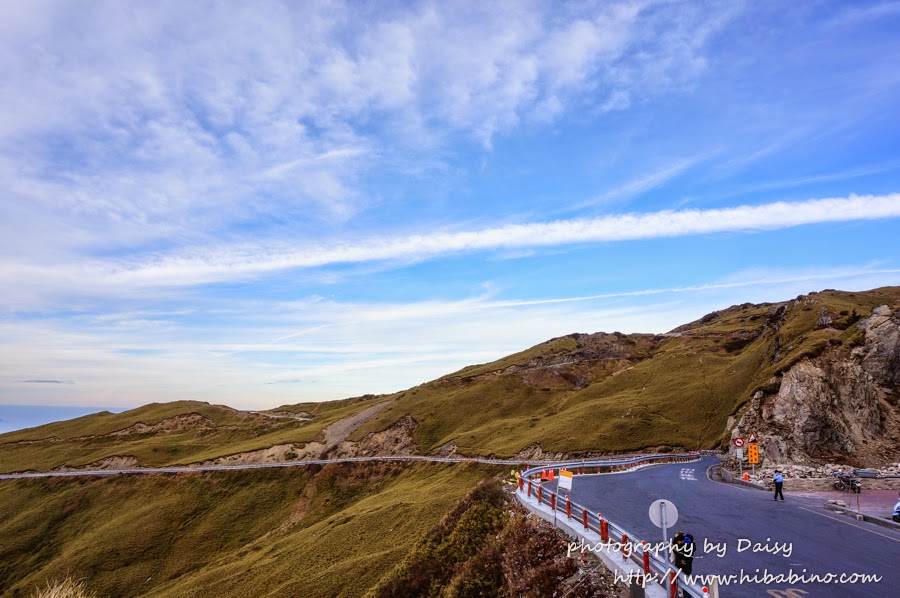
670,531 -> 694,575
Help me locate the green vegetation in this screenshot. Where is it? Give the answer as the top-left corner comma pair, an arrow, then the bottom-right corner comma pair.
0,463 -> 501,597
0,397 -> 385,473
346,287 -> 900,456
370,480 -> 512,597
2,286 -> 897,596
3,287 -> 899,471
370,479 -> 617,598
446,335 -> 579,380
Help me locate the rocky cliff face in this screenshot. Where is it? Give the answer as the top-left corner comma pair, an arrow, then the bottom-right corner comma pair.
736,306 -> 900,466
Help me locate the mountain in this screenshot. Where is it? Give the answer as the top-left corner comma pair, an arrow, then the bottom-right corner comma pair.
3,287 -> 899,474
0,461 -> 507,597
2,286 -> 899,597
293,285 -> 900,466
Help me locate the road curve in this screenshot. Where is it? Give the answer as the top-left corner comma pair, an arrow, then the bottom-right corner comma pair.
546,457 -> 900,598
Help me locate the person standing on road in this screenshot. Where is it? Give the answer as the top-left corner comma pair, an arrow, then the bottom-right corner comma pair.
773,470 -> 785,501
670,531 -> 694,575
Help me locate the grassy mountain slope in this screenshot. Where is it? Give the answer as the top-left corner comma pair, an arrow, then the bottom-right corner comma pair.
3,287 -> 898,474
2,286 -> 898,597
368,479 -> 624,598
346,287 -> 900,455
0,396 -> 383,473
0,462 -> 501,597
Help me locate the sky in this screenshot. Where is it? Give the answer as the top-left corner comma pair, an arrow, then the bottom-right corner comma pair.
1,0 -> 900,411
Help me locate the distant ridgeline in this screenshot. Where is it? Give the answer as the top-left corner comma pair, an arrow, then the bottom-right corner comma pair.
1,287 -> 898,476
1,287 -> 900,598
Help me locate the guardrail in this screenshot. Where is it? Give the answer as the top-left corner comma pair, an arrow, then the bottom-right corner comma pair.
515,453 -> 711,598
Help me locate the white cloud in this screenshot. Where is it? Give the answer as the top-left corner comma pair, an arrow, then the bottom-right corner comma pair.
81,193 -> 900,286
2,193 -> 899,309
4,263 -> 897,408
0,0 -> 740,263
576,152 -> 717,209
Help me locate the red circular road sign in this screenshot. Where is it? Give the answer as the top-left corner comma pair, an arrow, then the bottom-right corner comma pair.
733,437 -> 745,448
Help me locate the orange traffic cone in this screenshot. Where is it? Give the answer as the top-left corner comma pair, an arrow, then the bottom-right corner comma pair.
541,469 -> 547,481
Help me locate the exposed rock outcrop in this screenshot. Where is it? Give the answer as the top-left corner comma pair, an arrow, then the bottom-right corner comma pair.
328,414 -> 419,458
191,405 -> 416,466
736,306 -> 900,466
193,444 -> 301,467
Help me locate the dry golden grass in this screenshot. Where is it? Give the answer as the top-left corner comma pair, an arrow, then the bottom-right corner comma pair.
30,577 -> 96,598
3,287 -> 898,471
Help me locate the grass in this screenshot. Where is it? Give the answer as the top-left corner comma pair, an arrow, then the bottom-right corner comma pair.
369,479 -> 608,598
0,462 -> 501,597
1,286 -> 897,596
29,577 -> 96,598
444,334 -> 579,379
3,287 -> 898,472
342,287 -> 900,457
0,396 -> 386,473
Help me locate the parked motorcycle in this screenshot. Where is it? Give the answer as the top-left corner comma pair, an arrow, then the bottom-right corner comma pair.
832,471 -> 862,493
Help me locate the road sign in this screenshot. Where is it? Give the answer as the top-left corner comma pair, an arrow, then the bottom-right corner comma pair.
733,437 -> 745,448
748,432 -> 758,444
736,448 -> 743,460
748,443 -> 759,464
558,469 -> 573,490
649,499 -> 679,547
649,499 -> 678,528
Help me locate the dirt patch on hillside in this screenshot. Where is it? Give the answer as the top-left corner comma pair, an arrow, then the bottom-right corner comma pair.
189,402 -> 406,465
323,401 -> 390,446
52,455 -> 141,471
193,444 -> 302,467
329,414 -> 419,458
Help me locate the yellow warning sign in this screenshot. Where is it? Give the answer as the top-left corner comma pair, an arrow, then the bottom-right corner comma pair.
559,469 -> 573,490
748,443 -> 759,464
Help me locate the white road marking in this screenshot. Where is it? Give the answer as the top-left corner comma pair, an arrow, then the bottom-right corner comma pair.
679,468 -> 697,481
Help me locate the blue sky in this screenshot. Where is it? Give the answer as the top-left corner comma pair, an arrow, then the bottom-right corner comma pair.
2,0 -> 900,410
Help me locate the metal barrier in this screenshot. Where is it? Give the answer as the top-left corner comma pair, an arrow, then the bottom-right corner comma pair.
515,453 -> 709,597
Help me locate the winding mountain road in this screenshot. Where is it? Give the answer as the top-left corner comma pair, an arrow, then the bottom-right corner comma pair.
6,454 -> 897,598
546,457 -> 900,598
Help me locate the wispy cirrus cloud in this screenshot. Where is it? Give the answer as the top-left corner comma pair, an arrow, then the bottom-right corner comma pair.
0,0 -> 741,262
575,152 -> 717,210
2,193 -> 899,308
94,193 -> 900,285
3,262 -> 897,407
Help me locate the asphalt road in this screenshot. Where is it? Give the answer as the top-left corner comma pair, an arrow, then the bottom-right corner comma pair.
547,457 -> 900,598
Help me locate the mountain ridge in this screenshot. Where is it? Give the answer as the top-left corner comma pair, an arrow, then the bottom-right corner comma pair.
3,286 -> 899,473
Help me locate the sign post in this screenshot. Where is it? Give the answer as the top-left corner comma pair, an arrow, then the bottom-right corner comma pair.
733,437 -> 745,479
